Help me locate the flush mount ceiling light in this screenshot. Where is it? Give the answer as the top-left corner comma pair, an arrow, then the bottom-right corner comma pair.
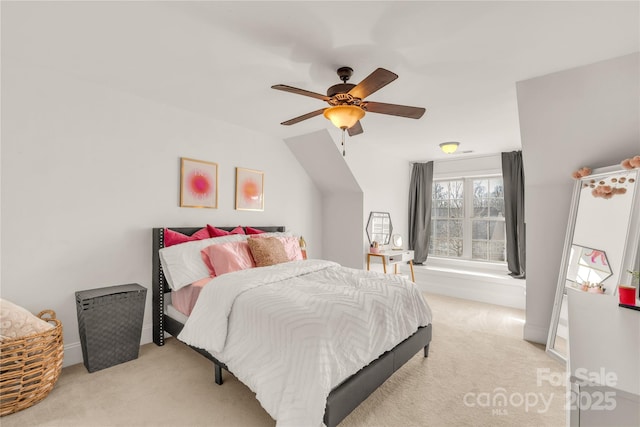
439,142 -> 460,154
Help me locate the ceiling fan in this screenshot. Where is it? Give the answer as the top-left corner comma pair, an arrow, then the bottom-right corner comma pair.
271,67 -> 426,153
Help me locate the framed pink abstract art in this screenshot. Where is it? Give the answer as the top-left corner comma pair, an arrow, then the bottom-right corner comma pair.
235,167 -> 264,211
180,158 -> 218,208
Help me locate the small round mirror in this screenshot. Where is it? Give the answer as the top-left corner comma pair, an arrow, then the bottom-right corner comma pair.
392,235 -> 403,249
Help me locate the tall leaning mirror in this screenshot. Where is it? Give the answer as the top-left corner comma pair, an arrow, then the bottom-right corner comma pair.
547,165 -> 640,362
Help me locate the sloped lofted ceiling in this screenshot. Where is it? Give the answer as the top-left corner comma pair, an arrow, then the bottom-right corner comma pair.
285,130 -> 362,195
3,1 -> 638,161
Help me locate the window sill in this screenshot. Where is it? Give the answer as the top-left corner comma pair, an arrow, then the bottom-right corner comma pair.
415,257 -> 523,285
424,256 -> 508,272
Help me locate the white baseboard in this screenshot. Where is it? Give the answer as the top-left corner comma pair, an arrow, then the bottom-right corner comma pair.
62,324 -> 154,368
63,341 -> 83,368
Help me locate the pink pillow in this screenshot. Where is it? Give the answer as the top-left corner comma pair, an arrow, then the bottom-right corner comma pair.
200,251 -> 217,277
245,226 -> 266,235
278,236 -> 303,261
164,227 -> 209,247
201,241 -> 256,276
207,225 -> 245,237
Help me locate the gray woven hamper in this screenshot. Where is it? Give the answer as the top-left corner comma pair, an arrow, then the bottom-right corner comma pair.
75,284 -> 147,373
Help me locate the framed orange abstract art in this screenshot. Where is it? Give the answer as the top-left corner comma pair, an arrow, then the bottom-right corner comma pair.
180,158 -> 218,208
235,167 -> 264,211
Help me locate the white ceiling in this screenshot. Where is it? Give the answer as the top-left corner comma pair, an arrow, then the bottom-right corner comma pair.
5,1 -> 639,161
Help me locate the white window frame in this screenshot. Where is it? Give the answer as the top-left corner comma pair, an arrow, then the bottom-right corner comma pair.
431,174 -> 506,264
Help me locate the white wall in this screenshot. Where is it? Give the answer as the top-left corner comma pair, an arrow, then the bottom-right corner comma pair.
285,130 -> 363,268
346,143 -> 413,260
516,52 -> 640,343
1,52 -> 322,367
322,193 -> 364,268
433,154 -> 502,179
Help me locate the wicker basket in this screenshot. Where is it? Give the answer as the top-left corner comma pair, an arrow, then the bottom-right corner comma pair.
0,310 -> 64,416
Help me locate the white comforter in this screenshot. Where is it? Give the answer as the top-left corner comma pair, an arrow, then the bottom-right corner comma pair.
178,259 -> 432,427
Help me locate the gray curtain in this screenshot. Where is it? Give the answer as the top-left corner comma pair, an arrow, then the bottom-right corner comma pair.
408,162 -> 434,264
501,151 -> 526,278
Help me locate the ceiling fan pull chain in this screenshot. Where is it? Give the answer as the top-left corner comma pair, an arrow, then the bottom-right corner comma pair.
341,129 -> 346,156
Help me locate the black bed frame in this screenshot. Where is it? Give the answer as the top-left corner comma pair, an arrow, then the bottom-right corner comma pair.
152,226 -> 432,427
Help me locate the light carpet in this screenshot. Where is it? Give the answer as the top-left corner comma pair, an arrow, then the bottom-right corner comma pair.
1,292 -> 566,426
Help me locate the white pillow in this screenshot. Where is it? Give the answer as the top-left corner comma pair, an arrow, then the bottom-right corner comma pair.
0,299 -> 53,342
159,234 -> 249,290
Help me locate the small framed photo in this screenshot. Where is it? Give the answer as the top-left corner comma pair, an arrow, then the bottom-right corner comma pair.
235,167 -> 264,211
180,157 -> 218,208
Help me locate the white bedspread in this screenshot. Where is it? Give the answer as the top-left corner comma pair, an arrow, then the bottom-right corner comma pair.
178,259 -> 432,427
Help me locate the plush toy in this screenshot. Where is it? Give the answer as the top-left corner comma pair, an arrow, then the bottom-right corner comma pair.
592,184 -> 627,199
577,157 -> 637,199
571,167 -> 592,179
621,155 -> 640,169
592,185 -> 613,199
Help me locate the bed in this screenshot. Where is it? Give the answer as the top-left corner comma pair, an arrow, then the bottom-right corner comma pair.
152,226 -> 433,427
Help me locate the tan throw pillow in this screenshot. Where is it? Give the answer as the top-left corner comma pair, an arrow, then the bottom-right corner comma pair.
247,236 -> 290,267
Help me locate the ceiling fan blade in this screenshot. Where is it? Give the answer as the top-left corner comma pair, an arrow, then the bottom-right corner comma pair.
280,108 -> 326,126
363,101 -> 426,119
348,68 -> 398,100
271,84 -> 330,102
347,121 -> 364,136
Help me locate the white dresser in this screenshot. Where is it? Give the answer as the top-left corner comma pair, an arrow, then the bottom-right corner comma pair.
366,249 -> 415,282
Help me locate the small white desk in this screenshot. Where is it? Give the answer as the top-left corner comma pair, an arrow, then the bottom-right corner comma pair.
366,249 -> 415,282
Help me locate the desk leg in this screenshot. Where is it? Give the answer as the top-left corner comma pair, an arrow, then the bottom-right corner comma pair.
394,264 -> 398,274
382,259 -> 387,274
367,254 -> 371,271
409,261 -> 415,282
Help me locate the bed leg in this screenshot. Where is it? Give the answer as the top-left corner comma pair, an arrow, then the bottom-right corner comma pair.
214,364 -> 223,385
423,344 -> 430,358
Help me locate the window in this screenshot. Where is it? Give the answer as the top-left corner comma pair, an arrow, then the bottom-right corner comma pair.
430,176 -> 505,262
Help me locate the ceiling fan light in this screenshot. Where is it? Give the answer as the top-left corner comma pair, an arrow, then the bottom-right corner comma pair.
323,105 -> 365,130
439,142 -> 460,154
